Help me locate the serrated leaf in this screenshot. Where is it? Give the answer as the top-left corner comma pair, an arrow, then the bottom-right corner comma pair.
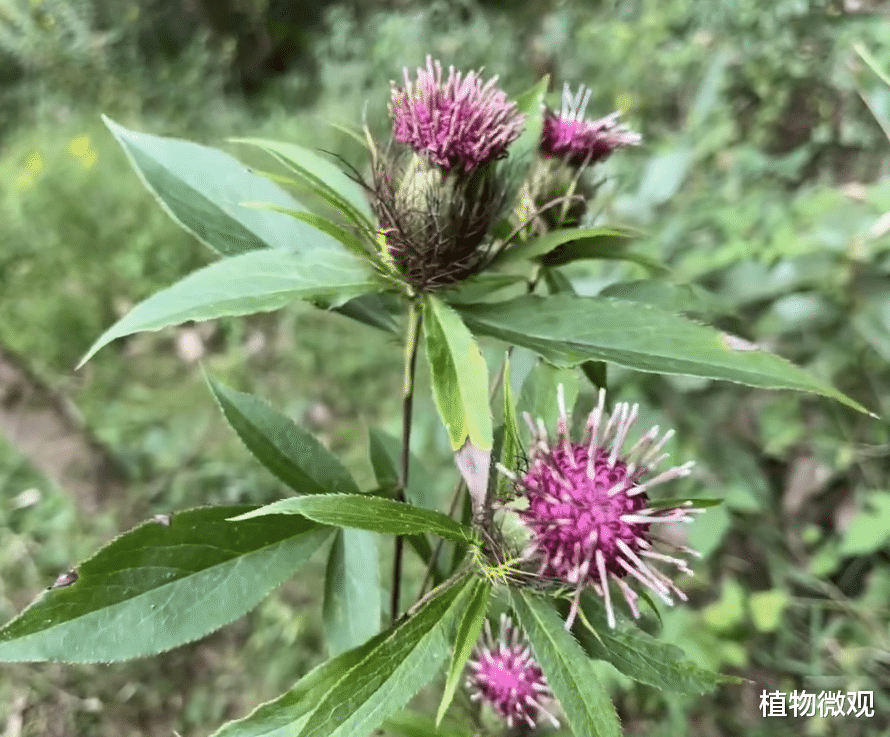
0,507 -> 331,663
211,625 -> 386,737
457,294 -> 871,414
566,593 -> 738,694
230,137 -> 374,226
207,377 -> 360,495
297,574 -> 475,737
424,295 -> 493,450
436,577 -> 491,725
511,589 -> 622,737
102,117 -> 339,256
79,248 -> 376,366
229,494 -> 476,544
324,529 -> 381,655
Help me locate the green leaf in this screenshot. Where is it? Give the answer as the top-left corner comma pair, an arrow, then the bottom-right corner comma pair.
324,529 -> 381,656
600,280 -> 731,318
436,577 -> 491,725
566,593 -> 737,695
79,248 -> 376,366
424,296 -> 493,451
457,294 -> 871,414
498,358 -> 522,499
230,137 -> 374,227
211,624 -> 386,737
492,226 -> 642,267
385,711 -> 473,737
298,574 -> 475,737
511,589 -> 622,737
333,292 -> 401,334
207,377 -> 360,495
240,203 -> 370,259
103,117 -> 340,256
229,494 -> 476,544
0,507 -> 331,663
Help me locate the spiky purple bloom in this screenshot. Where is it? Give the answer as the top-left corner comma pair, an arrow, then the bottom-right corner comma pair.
466,614 -> 559,729
540,83 -> 641,168
390,57 -> 525,173
499,387 -> 702,630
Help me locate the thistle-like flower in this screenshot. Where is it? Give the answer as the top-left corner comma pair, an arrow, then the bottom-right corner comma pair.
498,387 -> 702,630
390,57 -> 525,173
540,83 -> 641,168
466,613 -> 559,729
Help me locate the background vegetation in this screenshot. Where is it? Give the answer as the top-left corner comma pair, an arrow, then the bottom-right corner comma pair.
1,1 -> 889,735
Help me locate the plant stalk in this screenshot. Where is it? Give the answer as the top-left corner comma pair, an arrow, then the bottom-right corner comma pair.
392,298 -> 422,622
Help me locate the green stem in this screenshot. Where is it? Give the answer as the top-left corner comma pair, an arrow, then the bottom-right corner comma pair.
392,298 -> 422,623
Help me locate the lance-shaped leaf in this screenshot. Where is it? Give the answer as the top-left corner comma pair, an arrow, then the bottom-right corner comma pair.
332,292 -> 401,334
230,138 -> 374,227
563,592 -> 740,695
240,203 -> 369,259
211,622 -> 388,737
298,573 -> 475,737
79,248 -> 376,366
436,577 -> 491,725
498,358 -> 522,500
511,589 -> 622,737
324,529 -> 381,656
216,573 -> 475,737
0,507 -> 332,663
229,494 -> 477,544
458,294 -> 871,414
103,116 -> 340,256
207,377 -> 360,495
492,226 -> 645,268
424,296 -> 493,451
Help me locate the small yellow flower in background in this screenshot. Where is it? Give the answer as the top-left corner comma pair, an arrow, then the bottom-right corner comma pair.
68,135 -> 97,169
15,150 -> 43,191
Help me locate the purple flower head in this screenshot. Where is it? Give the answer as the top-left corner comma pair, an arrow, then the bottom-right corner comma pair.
389,57 -> 525,173
498,387 -> 702,630
466,613 -> 559,729
541,83 -> 642,168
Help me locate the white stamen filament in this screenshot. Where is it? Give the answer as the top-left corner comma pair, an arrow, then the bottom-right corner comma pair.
614,575 -> 641,619
595,549 -> 615,629
617,557 -> 673,603
609,403 -> 639,467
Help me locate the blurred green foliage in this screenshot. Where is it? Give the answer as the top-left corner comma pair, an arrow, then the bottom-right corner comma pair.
1,0 -> 889,735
